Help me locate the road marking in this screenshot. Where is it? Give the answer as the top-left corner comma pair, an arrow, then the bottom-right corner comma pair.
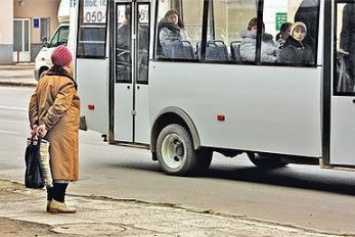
0,106 -> 27,111
0,130 -> 19,135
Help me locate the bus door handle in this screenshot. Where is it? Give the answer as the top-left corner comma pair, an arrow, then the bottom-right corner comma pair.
127,85 -> 130,89
353,99 -> 355,104
137,85 -> 140,90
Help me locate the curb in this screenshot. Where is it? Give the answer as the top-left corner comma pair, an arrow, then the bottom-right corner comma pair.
0,81 -> 36,87
0,76 -> 34,79
0,65 -> 35,71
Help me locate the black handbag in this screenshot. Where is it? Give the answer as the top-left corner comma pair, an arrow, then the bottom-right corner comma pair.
24,136 -> 45,189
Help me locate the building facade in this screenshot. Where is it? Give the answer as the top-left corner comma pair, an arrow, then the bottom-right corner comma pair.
0,0 -> 60,64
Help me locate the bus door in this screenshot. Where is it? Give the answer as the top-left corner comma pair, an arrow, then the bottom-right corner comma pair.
330,1 -> 355,166
112,1 -> 150,144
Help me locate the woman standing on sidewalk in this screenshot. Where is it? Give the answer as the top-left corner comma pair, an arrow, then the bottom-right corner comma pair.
28,45 -> 80,214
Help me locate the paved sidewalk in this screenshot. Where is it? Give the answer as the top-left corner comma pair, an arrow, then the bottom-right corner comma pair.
0,180 -> 344,237
0,64 -> 37,87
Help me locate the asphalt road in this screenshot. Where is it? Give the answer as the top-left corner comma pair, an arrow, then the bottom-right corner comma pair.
1,86 -> 355,235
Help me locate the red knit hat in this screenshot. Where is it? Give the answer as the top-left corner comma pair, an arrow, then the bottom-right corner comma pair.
51,45 -> 72,67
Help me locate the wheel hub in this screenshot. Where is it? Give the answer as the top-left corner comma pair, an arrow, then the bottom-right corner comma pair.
161,134 -> 186,169
175,140 -> 184,157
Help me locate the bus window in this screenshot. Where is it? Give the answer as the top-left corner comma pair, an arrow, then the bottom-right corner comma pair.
136,4 -> 150,84
226,1 -> 257,62
116,4 -> 132,83
77,3 -> 107,58
155,0 -> 203,60
194,0 -> 225,62
267,0 -> 319,66
154,0 -> 320,66
334,2 -> 355,95
181,0 -> 203,48
197,0 -> 260,63
294,0 -> 319,51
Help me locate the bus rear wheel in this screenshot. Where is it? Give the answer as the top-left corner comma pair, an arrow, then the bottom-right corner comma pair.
156,124 -> 212,176
247,152 -> 288,169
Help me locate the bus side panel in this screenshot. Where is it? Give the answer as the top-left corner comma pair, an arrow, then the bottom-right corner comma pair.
77,58 -> 109,135
149,62 -> 322,157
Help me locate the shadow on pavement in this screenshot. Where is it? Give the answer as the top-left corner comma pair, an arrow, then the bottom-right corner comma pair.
107,158 -> 355,196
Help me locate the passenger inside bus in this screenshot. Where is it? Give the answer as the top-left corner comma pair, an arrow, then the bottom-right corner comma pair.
158,9 -> 187,46
340,3 -> 355,88
239,17 -> 277,63
294,0 -> 319,51
116,7 -> 132,82
277,22 -> 313,65
117,7 -> 131,49
156,9 -> 190,58
275,22 -> 292,47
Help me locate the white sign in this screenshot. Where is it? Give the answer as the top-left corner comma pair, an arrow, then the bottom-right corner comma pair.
83,0 -> 107,23
139,5 -> 149,23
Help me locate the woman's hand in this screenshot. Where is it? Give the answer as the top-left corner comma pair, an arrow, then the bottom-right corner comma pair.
36,124 -> 48,137
30,124 -> 38,137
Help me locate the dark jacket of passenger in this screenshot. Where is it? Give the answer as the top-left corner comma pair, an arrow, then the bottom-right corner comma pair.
294,0 -> 319,50
117,23 -> 130,49
277,36 -> 313,64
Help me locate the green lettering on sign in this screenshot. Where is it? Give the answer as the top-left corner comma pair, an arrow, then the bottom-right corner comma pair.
276,13 -> 287,31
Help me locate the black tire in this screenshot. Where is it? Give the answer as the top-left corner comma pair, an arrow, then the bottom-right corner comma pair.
156,124 -> 212,176
247,152 -> 288,169
196,148 -> 213,174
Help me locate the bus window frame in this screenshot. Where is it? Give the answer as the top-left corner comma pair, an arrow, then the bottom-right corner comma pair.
332,0 -> 355,96
136,2 -> 151,85
76,0 -> 108,59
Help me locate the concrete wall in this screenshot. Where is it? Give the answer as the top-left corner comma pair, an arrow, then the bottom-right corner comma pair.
0,0 -> 60,64
14,0 -> 60,44
0,0 -> 14,64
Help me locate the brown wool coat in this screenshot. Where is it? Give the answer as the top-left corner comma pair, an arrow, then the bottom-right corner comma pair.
29,75 -> 80,181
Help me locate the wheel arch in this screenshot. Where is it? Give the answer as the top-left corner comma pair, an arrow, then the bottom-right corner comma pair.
39,65 -> 49,77
150,106 -> 201,153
